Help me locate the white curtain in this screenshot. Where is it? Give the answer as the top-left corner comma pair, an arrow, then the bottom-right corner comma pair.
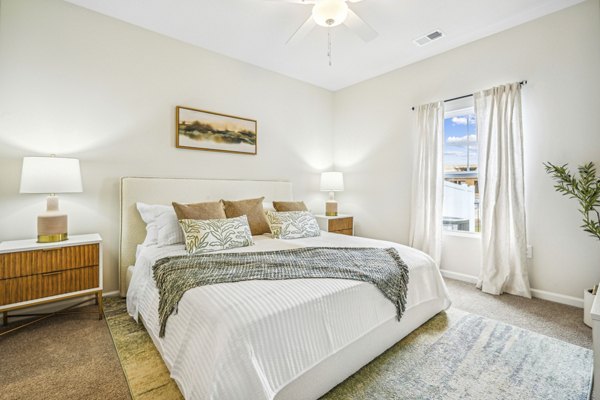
409,102 -> 444,265
475,83 -> 531,298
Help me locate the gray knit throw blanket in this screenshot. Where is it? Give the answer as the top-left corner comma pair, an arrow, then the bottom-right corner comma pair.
153,247 -> 410,337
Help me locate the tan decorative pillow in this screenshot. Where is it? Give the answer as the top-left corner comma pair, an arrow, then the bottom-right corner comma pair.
222,197 -> 271,235
272,201 -> 308,212
172,201 -> 226,221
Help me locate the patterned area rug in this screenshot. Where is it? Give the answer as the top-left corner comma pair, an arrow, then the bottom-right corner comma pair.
104,298 -> 592,400
104,298 -> 183,400
323,311 -> 593,400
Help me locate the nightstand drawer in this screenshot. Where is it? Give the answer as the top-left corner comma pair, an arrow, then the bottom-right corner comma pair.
0,265 -> 99,306
0,244 -> 99,279
329,217 -> 353,231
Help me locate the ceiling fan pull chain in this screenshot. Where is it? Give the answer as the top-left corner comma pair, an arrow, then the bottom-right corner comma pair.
328,28 -> 332,66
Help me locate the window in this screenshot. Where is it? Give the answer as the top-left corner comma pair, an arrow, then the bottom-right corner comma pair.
443,101 -> 479,233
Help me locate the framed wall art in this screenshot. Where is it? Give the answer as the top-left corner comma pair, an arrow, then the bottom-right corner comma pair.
176,106 -> 257,155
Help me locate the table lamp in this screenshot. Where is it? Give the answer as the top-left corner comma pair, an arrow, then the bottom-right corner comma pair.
320,171 -> 344,216
20,156 -> 83,243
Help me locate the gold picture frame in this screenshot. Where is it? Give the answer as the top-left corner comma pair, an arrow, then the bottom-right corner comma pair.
176,106 -> 257,155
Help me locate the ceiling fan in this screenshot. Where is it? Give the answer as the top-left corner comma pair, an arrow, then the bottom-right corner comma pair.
271,0 -> 378,45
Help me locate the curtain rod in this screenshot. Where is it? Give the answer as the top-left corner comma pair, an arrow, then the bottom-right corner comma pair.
411,80 -> 528,111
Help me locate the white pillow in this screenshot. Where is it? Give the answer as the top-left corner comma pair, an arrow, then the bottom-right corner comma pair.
262,202 -> 276,212
156,209 -> 185,246
136,203 -> 168,246
136,203 -> 184,247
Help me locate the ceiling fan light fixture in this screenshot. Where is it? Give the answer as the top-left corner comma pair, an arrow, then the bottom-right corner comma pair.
312,0 -> 348,27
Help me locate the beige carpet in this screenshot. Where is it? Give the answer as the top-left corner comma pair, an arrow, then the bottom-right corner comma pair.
0,278 -> 594,399
447,279 -> 592,349
0,306 -> 130,400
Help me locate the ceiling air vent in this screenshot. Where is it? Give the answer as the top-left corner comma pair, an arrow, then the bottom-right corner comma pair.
413,30 -> 444,47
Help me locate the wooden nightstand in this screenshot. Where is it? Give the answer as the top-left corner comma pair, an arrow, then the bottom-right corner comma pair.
0,234 -> 103,333
314,215 -> 354,236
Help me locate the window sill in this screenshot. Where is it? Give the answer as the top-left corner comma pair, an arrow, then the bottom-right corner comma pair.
442,230 -> 481,239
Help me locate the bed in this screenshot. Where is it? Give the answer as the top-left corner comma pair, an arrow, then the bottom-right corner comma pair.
121,177 -> 451,400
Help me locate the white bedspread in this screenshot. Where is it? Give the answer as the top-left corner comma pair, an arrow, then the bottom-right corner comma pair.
127,232 -> 451,400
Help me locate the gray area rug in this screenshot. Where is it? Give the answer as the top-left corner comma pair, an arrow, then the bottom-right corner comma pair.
323,311 -> 593,400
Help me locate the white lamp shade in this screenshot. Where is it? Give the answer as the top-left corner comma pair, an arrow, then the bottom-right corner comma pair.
20,157 -> 83,194
312,0 -> 349,27
320,172 -> 344,192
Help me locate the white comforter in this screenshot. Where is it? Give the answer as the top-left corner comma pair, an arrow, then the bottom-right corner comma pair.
127,232 -> 451,400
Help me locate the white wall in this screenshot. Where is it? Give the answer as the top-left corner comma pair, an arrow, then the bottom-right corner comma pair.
0,0 -> 334,293
333,0 -> 600,300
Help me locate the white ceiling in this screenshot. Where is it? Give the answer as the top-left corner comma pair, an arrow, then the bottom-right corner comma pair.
65,0 -> 584,91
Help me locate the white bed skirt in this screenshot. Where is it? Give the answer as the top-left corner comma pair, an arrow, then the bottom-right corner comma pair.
275,298 -> 447,399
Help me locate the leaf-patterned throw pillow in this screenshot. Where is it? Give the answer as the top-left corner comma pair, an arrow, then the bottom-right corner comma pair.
265,211 -> 321,239
179,215 -> 254,255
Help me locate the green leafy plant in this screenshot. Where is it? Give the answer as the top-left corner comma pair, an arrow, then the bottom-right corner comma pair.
545,162 -> 600,294
544,162 -> 600,242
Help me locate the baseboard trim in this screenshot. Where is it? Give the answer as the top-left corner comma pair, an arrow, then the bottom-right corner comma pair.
103,290 -> 121,298
440,269 -> 584,309
529,288 -> 583,308
440,269 -> 478,284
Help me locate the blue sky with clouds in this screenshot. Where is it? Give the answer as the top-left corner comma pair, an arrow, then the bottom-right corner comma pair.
444,113 -> 477,168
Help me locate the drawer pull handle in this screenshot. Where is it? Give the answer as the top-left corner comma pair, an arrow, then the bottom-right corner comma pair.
42,271 -> 62,277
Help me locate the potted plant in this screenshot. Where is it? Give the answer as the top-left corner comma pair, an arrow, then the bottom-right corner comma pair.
545,162 -> 600,327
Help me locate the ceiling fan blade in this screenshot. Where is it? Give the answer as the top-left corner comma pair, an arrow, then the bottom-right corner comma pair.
343,9 -> 378,42
286,16 -> 316,45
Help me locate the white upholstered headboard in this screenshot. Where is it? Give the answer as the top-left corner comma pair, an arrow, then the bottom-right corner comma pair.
119,177 -> 293,296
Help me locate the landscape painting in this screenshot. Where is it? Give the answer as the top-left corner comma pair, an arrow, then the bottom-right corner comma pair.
176,106 -> 257,155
